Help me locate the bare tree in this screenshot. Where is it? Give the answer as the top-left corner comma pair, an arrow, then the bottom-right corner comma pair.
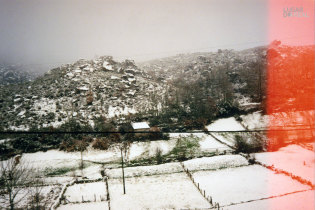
28,173 -> 47,210
0,157 -> 33,210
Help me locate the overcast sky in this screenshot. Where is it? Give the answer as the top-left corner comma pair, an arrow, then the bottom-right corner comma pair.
0,0 -> 269,70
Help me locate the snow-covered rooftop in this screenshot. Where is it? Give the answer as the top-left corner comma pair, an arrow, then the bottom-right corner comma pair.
131,122 -> 150,130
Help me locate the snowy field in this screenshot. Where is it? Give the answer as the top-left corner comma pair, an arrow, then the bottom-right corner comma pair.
183,155 -> 249,171
21,147 -> 121,170
191,165 -> 311,206
128,134 -> 231,160
205,117 -> 246,147
106,162 -> 183,178
127,139 -> 177,160
106,155 -> 247,179
18,133 -> 230,178
209,133 -> 236,147
199,135 -> 232,152
58,201 -> 109,210
2,119 -> 313,210
63,182 -> 107,203
225,190 -> 314,210
206,117 -> 245,131
255,144 -> 315,185
108,173 -> 210,210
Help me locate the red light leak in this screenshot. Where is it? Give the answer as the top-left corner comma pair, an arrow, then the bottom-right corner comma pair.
267,0 -> 314,209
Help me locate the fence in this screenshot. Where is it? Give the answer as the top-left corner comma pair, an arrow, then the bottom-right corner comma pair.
50,177 -> 110,210
180,162 -> 222,210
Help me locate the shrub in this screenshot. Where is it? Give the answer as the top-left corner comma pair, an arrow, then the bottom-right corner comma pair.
148,126 -> 168,140
86,95 -> 93,105
155,147 -> 163,164
44,166 -> 75,176
0,143 -> 15,160
92,138 -> 110,150
12,136 -> 41,153
119,123 -> 134,141
59,139 -> 88,152
184,118 -> 206,130
217,100 -> 241,118
46,112 -> 55,120
171,135 -> 200,160
234,134 -> 263,153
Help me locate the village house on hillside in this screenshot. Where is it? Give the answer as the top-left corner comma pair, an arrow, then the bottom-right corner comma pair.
131,122 -> 150,137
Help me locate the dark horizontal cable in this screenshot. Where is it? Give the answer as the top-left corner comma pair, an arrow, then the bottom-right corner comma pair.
0,128 -> 314,135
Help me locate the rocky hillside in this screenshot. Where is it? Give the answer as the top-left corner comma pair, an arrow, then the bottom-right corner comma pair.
0,56 -> 166,130
139,46 -> 267,107
139,43 -> 314,113
0,43 -> 312,131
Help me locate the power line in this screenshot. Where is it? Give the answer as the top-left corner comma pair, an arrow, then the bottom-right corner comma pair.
0,128 -> 314,135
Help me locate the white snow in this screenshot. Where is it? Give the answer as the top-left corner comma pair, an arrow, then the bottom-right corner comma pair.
107,105 -> 136,118
241,111 -> 268,130
169,132 -> 204,138
66,72 -> 74,78
183,155 -> 249,171
255,144 -> 315,185
199,135 -> 231,151
108,173 -> 210,210
17,135 -> 231,174
0,138 -> 12,144
21,147 -> 122,172
128,139 -> 175,160
63,182 -> 107,203
102,61 -> 113,70
204,118 -> 250,148
8,125 -> 29,131
33,98 -> 57,116
127,135 -> 231,161
14,98 -> 22,102
58,202 -> 109,210
128,77 -> 136,82
110,76 -> 119,80
77,86 -> 89,91
206,117 -> 245,131
210,133 -> 236,147
106,162 -> 183,178
191,165 -> 311,206
44,176 -> 74,185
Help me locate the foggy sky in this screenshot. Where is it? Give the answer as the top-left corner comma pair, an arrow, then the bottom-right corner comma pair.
0,0 -> 268,71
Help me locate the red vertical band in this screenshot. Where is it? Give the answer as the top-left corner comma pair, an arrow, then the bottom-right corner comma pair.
267,0 -> 314,209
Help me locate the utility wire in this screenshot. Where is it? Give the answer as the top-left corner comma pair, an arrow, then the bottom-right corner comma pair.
0,128 -> 314,135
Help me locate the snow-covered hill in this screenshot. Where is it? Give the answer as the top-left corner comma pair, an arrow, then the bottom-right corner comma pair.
0,56 -> 166,130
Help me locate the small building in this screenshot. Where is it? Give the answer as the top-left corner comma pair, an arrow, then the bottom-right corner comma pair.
131,122 -> 150,137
